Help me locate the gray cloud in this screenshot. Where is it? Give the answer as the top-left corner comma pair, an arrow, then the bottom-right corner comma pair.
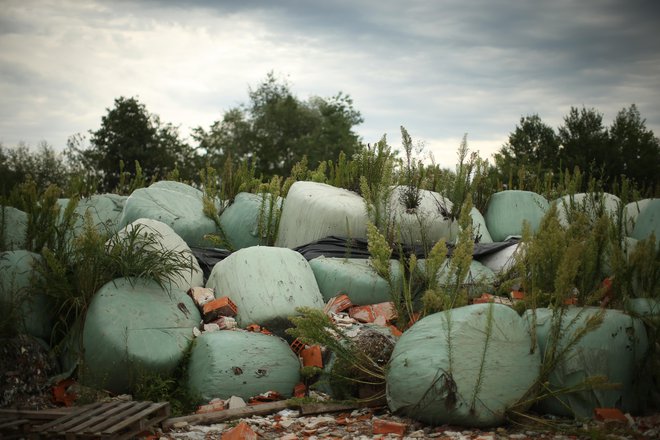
1,0 -> 659,168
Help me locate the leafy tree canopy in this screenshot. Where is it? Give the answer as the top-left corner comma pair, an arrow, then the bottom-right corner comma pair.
0,142 -> 69,196
193,72 -> 363,177
67,96 -> 197,192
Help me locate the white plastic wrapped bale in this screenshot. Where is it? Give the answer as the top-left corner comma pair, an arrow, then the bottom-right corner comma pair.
81,277 -> 201,394
275,181 -> 368,249
206,246 -> 324,332
476,242 -> 523,274
219,192 -> 283,250
485,191 -> 549,242
631,198 -> 660,248
119,180 -> 221,247
553,192 -> 621,227
387,304 -> 540,427
112,219 -> 204,293
309,257 -> 402,305
0,251 -> 54,340
186,330 -> 300,403
624,199 -> 653,236
386,186 -> 457,246
470,207 -> 493,244
65,194 -> 127,235
524,307 -> 649,417
1,206 -> 27,250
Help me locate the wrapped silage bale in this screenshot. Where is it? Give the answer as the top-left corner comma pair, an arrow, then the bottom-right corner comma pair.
186,330 -> 300,402
386,186 -> 457,246
119,180 -> 221,247
625,297 -> 660,317
485,190 -> 549,242
470,207 -> 493,244
624,199 -> 653,236
476,242 -> 523,274
309,257 -> 402,305
275,181 -> 368,249
1,206 -> 27,250
219,192 -> 283,250
524,307 -> 649,417
113,219 -> 204,293
0,251 -> 54,340
206,246 -> 324,331
81,277 -> 200,394
59,194 -> 127,237
387,303 -> 540,427
554,192 -> 621,227
433,260 -> 497,297
631,198 -> 660,248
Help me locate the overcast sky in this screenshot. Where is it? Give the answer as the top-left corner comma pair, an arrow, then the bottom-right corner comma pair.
1,0 -> 659,168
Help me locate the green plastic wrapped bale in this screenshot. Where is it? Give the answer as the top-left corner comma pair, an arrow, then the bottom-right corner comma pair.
186,330 -> 300,403
206,246 -> 324,332
554,193 -> 621,227
624,199 -> 653,236
434,260 -> 496,296
386,186 -> 458,246
485,191 -> 549,242
631,198 -> 660,248
81,277 -> 201,394
59,194 -> 127,237
0,251 -> 53,340
470,207 -> 493,244
476,242 -> 524,275
524,307 -> 649,417
1,206 -> 27,250
625,298 -> 660,317
309,257 -> 402,305
276,181 -> 368,249
387,304 -> 540,427
219,192 -> 283,250
119,180 -> 221,247
113,219 -> 204,294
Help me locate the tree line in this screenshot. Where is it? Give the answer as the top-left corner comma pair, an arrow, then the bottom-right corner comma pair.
1,72 -> 658,197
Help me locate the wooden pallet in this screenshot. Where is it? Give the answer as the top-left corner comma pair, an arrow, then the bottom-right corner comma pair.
33,400 -> 170,440
0,407 -> 74,439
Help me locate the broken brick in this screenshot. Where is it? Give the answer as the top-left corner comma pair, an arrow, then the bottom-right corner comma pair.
187,286 -> 215,307
221,421 -> 257,440
202,296 -> 238,322
373,418 -> 406,436
52,378 -> 76,407
510,290 -> 525,301
246,324 -> 261,332
293,382 -> 307,398
300,345 -> 323,368
290,338 -> 306,354
349,302 -> 396,324
196,400 -> 226,414
323,293 -> 353,315
594,407 -> 627,423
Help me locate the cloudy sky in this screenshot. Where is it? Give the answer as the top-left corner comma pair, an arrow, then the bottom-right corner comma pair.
1,0 -> 659,168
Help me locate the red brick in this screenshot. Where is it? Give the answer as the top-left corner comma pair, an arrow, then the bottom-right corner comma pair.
221,421 -> 257,440
349,302 -> 396,324
324,293 -> 353,315
202,296 -> 238,322
594,407 -> 627,423
301,345 -> 323,368
293,382 -> 307,398
373,418 -> 406,436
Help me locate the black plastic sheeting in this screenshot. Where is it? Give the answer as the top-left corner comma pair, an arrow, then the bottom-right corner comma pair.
293,235 -> 519,261
191,237 -> 519,281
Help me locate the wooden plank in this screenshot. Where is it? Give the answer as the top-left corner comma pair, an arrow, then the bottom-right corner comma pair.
0,418 -> 29,429
162,400 -> 294,429
99,402 -> 169,435
35,401 -> 109,432
85,401 -> 152,434
60,400 -> 136,434
49,401 -> 125,433
0,408 -> 72,420
298,401 -> 385,416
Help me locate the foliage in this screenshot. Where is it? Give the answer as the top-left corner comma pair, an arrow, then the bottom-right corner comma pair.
257,176 -> 283,246
67,97 -> 197,192
0,142 -> 70,198
193,72 -> 363,178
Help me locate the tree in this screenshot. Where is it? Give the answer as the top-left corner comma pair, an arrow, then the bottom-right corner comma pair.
494,114 -> 560,187
193,72 -> 363,177
557,106 -> 611,179
608,104 -> 660,192
0,142 -> 69,196
68,97 -> 197,192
